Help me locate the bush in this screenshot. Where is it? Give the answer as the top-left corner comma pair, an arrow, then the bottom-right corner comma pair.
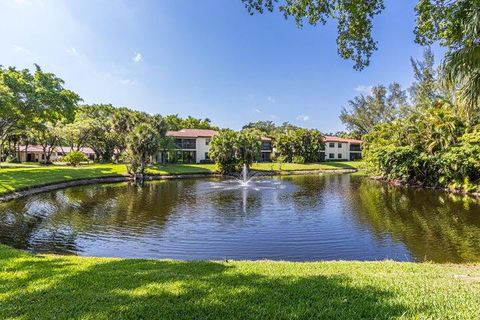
292,155 -> 305,164
63,151 -> 88,166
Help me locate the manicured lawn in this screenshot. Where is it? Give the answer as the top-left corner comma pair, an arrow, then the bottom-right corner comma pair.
146,163 -> 217,175
0,164 -> 128,195
0,245 -> 478,319
0,162 -> 365,196
251,161 -> 365,171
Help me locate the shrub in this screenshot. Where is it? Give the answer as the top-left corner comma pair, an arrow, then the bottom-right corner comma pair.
63,151 -> 88,166
292,155 -> 305,164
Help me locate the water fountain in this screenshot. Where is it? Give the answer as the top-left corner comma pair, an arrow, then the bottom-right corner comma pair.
208,163 -> 283,192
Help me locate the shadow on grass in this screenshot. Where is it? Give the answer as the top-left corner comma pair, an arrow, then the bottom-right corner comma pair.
323,161 -> 360,170
0,252 -> 408,319
148,164 -> 215,175
0,167 -> 124,194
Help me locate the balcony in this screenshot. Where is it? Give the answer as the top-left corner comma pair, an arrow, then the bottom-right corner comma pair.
175,139 -> 196,150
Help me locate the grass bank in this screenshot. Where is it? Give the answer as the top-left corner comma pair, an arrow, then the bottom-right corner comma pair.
0,162 -> 365,196
0,164 -> 218,195
251,161 -> 365,171
0,245 -> 478,319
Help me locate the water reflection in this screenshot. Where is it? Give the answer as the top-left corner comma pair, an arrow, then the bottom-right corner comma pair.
0,175 -> 479,262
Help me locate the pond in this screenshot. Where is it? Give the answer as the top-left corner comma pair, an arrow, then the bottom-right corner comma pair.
0,174 -> 479,262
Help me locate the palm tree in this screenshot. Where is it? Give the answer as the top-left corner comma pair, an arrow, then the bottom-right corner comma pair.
441,5 -> 480,122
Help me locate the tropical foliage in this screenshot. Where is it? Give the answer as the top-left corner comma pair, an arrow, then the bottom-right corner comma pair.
273,128 -> 324,163
62,151 -> 88,166
362,97 -> 480,192
208,129 -> 261,173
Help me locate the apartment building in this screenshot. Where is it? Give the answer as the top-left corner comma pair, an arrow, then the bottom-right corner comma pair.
322,136 -> 362,161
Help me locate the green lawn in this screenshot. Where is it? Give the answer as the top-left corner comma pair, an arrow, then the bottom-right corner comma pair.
0,162 -> 364,196
251,161 -> 365,171
0,164 -> 128,195
0,245 -> 478,319
146,163 -> 217,175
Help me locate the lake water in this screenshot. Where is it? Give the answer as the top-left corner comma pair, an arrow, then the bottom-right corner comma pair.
1,174 -> 479,262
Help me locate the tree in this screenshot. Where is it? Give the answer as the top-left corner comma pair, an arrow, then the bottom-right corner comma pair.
236,129 -> 262,167
274,128 -> 324,163
110,107 -> 138,162
242,121 -> 277,135
208,129 -> 261,173
340,83 -> 408,137
164,114 -> 218,131
32,122 -> 62,164
126,123 -> 162,175
157,136 -> 177,165
208,130 -> 241,173
415,0 -> 480,119
76,104 -> 116,162
0,67 -> 37,164
409,47 -> 439,108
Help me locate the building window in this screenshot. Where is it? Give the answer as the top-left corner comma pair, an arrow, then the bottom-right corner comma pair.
338,142 -> 342,148
350,144 -> 361,151
329,142 -> 335,148
175,138 -> 196,149
205,152 -> 209,160
350,152 -> 362,160
329,153 -> 335,159
205,138 -> 211,145
338,153 -> 342,159
261,141 -> 272,151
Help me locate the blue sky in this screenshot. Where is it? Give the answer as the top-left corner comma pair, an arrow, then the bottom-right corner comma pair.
0,0 -> 442,132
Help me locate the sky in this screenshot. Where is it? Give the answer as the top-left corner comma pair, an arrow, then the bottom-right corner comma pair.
0,0 -> 443,132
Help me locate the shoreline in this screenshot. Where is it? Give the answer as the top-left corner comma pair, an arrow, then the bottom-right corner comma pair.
0,168 -> 357,202
370,176 -> 480,198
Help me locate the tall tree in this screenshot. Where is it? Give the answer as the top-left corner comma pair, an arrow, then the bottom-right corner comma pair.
126,123 -> 163,175
242,120 -> 277,135
415,0 -> 480,119
409,47 -> 439,108
340,83 -> 408,136
0,67 -> 36,163
164,114 -> 217,131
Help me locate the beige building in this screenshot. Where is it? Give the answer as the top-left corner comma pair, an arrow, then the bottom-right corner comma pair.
322,136 -> 362,161
17,145 -> 96,162
156,128 -> 273,164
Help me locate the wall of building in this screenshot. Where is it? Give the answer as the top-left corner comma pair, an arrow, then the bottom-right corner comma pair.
195,137 -> 211,163
18,151 -> 59,162
324,142 -> 350,160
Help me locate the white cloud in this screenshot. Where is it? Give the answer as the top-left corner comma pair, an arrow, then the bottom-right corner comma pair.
12,44 -> 29,53
65,47 -> 79,56
120,79 -> 138,86
253,108 -> 261,113
132,52 -> 142,63
266,96 -> 275,103
354,85 -> 373,95
296,114 -> 310,122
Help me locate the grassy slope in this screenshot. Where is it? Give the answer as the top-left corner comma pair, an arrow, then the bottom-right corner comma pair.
0,164 -> 128,195
0,245 -> 478,319
0,164 -> 218,195
0,162 -> 365,195
251,161 -> 365,171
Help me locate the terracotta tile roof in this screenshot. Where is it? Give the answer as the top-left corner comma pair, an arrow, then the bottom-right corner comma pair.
166,129 -> 218,138
261,136 -> 272,141
323,136 -> 362,144
17,145 -> 96,154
